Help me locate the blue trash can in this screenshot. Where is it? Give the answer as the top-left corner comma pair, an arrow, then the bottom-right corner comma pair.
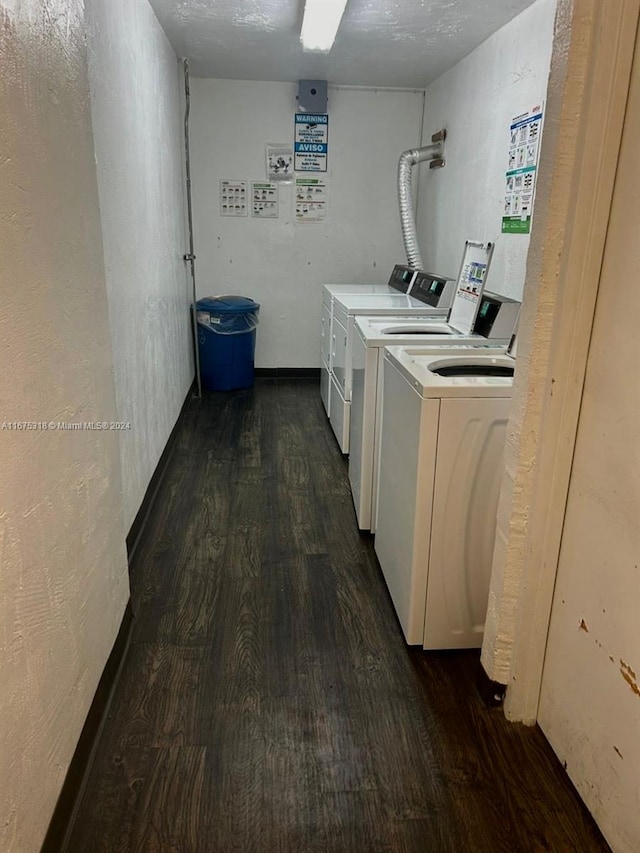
196,295 -> 260,391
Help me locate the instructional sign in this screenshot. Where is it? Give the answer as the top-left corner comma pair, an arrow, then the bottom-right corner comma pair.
251,181 -> 278,218
295,178 -> 327,223
266,145 -> 294,182
502,104 -> 544,234
220,179 -> 247,217
294,114 -> 328,172
448,241 -> 494,335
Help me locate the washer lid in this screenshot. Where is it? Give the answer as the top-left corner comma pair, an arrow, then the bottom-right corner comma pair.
354,315 -> 513,348
355,316 -> 456,336
376,321 -> 453,335
385,346 -> 515,398
426,356 -> 515,377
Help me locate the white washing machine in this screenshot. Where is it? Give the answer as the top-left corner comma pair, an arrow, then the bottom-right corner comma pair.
320,266 -> 455,419
349,290 -> 520,531
374,345 -> 515,649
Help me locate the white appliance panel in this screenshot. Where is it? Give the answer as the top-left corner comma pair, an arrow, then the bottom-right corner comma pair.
332,294 -> 447,326
348,332 -> 379,528
370,349 -> 386,533
321,298 -> 332,368
332,314 -> 348,397
374,360 -> 440,643
323,283 -> 399,297
320,354 -> 330,417
424,397 -> 510,649
328,373 -> 350,453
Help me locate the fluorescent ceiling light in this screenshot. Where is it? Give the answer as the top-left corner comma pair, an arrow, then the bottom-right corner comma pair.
300,0 -> 348,53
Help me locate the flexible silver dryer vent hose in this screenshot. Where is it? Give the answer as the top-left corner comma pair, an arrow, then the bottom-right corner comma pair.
397,141 -> 443,269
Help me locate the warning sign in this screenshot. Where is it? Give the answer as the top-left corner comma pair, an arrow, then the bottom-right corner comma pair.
294,114 -> 328,172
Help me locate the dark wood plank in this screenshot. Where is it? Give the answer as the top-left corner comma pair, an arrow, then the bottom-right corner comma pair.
67,746 -> 205,853
99,642 -> 208,750
66,379 -> 611,853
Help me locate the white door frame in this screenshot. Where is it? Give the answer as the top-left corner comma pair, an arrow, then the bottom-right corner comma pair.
480,0 -> 640,723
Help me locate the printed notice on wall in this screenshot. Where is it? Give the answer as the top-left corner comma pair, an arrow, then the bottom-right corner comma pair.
295,178 -> 327,223
294,114 -> 328,172
220,179 -> 247,217
251,181 -> 279,218
502,104 -> 543,234
266,144 -> 294,182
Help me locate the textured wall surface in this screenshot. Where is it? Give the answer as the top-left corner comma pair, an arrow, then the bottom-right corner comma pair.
416,0 -> 556,300
479,0 -> 570,690
0,2 -> 130,849
189,80 -> 424,367
86,0 -> 193,530
480,0 -> 606,698
538,24 -> 640,849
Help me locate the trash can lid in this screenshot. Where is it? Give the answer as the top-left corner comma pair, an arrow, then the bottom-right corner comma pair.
197,295 -> 260,315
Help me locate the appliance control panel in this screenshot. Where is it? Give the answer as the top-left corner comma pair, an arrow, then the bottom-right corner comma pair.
387,265 -> 418,293
473,292 -> 521,340
411,270 -> 456,309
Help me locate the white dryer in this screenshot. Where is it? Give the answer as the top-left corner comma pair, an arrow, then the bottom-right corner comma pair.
321,270 -> 416,414
374,345 -> 515,649
320,266 -> 455,420
325,270 -> 458,453
323,263 -> 454,300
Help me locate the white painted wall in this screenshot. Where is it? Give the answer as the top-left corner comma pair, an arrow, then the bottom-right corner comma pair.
86,0 -> 194,530
189,80 -> 424,368
0,2 -> 130,849
416,0 -> 557,300
538,31 -> 640,849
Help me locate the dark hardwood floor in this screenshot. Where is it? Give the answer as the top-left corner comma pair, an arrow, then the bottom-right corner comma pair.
67,378 -> 609,852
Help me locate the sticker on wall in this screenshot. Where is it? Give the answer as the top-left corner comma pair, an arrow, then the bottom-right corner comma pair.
220,179 -> 247,217
295,177 -> 327,223
294,114 -> 328,172
251,181 -> 279,219
502,104 -> 544,234
266,144 -> 294,182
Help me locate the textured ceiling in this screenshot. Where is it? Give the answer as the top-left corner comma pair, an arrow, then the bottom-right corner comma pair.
148,0 -> 538,88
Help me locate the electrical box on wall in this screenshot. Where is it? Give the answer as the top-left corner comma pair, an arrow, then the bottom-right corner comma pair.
297,80 -> 328,114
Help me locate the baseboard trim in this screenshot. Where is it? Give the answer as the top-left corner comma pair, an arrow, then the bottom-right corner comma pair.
255,367 -> 320,378
41,382 -> 195,851
126,379 -> 195,567
476,662 -> 507,708
41,601 -> 133,853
